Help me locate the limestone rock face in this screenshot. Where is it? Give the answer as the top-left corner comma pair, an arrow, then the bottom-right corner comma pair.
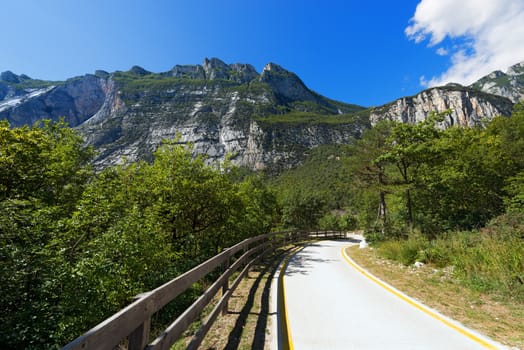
203,57 -> 230,80
169,65 -> 206,80
259,63 -> 317,102
229,63 -> 259,83
0,58 -> 360,170
470,61 -> 524,103
77,69 -> 364,170
0,82 -> 8,100
370,86 -> 513,127
0,74 -> 107,127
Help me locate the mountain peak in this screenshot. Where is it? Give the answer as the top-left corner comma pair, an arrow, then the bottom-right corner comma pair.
1,71 -> 21,83
470,59 -> 524,103
260,62 -> 316,102
128,65 -> 151,76
202,57 -> 228,68
507,61 -> 524,76
262,62 -> 287,74
202,57 -> 229,80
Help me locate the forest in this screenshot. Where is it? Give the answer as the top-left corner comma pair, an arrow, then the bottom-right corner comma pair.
1,103 -> 523,349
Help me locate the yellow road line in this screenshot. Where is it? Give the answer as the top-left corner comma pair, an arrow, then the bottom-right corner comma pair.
341,247 -> 498,350
279,246 -> 305,350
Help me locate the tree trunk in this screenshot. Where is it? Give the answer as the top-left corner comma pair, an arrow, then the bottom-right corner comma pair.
377,168 -> 387,235
378,190 -> 387,235
406,188 -> 413,231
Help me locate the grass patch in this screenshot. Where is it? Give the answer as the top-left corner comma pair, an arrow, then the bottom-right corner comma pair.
9,79 -> 59,90
113,71 -> 238,95
377,234 -> 428,266
255,111 -> 368,126
373,218 -> 524,302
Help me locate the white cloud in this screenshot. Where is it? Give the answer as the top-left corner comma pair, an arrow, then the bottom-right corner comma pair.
406,0 -> 524,87
435,47 -> 448,56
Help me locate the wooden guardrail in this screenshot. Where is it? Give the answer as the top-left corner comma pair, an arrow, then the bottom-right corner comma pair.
62,230 -> 346,350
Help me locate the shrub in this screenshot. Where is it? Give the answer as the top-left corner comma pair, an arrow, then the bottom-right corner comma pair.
377,234 -> 428,265
450,217 -> 524,300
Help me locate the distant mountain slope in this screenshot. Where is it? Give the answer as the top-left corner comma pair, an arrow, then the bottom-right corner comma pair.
0,71 -> 107,127
369,84 -> 514,127
368,60 -> 523,127
470,61 -> 524,103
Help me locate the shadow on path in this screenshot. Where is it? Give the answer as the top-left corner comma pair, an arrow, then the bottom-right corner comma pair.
285,239 -> 359,276
224,250 -> 286,350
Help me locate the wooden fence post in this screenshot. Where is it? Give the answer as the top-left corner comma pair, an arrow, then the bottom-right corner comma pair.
128,293 -> 152,350
128,318 -> 150,350
222,254 -> 230,315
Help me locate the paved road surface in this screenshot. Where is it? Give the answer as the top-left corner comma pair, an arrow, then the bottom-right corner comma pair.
281,239 -> 504,350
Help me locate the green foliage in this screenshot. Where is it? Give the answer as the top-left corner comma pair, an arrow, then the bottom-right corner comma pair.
375,216 -> 524,301
451,227 -> 523,299
269,144 -> 356,229
9,79 -> 59,90
377,233 -> 429,265
318,211 -> 357,231
352,106 -> 524,236
113,71 -> 237,100
505,171 -> 524,212
255,111 -> 369,126
0,120 -> 93,349
347,121 -> 394,234
413,125 -> 508,232
280,190 -> 326,229
0,123 -> 277,349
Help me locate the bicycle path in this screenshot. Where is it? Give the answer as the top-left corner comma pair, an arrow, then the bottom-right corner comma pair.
279,239 -> 504,349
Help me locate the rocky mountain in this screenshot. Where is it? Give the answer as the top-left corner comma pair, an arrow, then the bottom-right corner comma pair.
369,85 -> 514,127
470,61 -> 524,103
1,58 -> 522,171
368,61 -> 524,127
0,59 -> 366,171
0,71 -> 108,127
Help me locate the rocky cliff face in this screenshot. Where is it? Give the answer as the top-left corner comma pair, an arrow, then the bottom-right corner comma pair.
470,61 -> 524,103
0,72 -> 107,127
0,58 -> 366,171
2,58 -> 521,171
369,85 -> 514,127
79,59 -> 365,170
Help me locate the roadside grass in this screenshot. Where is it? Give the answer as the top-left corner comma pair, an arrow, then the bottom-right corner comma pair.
346,245 -> 524,349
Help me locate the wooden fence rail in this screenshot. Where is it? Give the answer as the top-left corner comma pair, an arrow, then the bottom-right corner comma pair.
62,230 -> 346,350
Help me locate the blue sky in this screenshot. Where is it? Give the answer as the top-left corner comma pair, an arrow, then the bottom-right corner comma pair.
2,0 -> 523,107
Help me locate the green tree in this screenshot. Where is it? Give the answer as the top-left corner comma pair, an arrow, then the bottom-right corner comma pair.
56,141 -> 278,344
375,112 -> 446,231
280,190 -> 325,230
0,120 -> 92,349
505,171 -> 524,212
349,121 -> 393,235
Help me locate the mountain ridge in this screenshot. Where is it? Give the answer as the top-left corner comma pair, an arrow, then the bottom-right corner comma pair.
1,57 -> 522,170
470,60 -> 524,103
